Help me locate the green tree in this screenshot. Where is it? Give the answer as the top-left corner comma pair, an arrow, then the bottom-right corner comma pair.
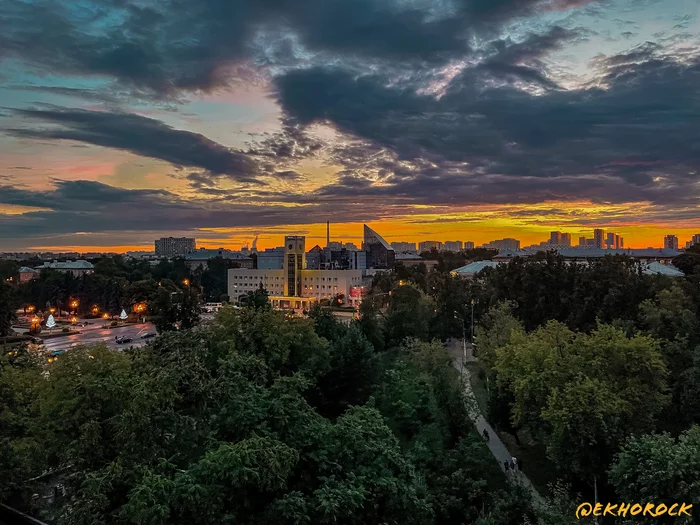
495,322 -> 668,479
609,426 -> 700,524
386,284 -> 436,347
0,282 -> 17,336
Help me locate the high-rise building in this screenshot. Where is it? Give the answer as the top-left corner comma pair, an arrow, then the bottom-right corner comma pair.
154,237 -> 196,257
364,225 -> 395,269
418,241 -> 442,252
550,231 -> 562,244
464,241 -> 475,250
442,241 -> 463,252
483,238 -> 520,251
606,233 -> 615,249
593,229 -> 605,249
284,236 -> 305,297
391,242 -> 417,253
579,237 -> 587,248
664,235 -> 679,250
561,233 -> 571,246
687,234 -> 700,249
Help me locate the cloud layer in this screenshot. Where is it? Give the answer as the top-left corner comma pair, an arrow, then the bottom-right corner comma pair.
1,0 -> 699,247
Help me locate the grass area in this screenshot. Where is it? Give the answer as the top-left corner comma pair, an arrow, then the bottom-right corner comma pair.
465,360 -> 558,498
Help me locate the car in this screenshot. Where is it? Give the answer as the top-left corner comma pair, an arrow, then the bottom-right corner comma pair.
31,337 -> 44,344
140,332 -> 156,339
115,336 -> 133,344
51,349 -> 64,356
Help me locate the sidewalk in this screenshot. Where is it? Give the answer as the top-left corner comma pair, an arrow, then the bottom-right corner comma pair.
448,339 -> 543,506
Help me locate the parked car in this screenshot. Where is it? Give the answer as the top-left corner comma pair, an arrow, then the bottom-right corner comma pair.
140,332 -> 156,339
115,336 -> 133,344
51,349 -> 64,356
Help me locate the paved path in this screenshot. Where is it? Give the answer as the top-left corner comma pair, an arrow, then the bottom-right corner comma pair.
41,322 -> 156,352
448,339 -> 543,506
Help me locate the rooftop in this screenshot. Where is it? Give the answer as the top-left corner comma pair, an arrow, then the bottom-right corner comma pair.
184,249 -> 251,261
452,260 -> 498,275
643,262 -> 684,277
36,260 -> 94,270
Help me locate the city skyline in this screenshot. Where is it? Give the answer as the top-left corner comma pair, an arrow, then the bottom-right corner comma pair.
3,224 -> 698,255
1,0 -> 700,251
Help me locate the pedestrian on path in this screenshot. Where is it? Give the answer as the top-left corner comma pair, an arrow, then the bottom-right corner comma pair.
503,460 -> 510,474
511,457 -> 518,473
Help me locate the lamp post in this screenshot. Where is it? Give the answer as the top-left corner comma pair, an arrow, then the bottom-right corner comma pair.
470,298 -> 476,344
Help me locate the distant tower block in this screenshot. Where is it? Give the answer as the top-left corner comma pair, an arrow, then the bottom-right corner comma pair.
327,221 -> 330,247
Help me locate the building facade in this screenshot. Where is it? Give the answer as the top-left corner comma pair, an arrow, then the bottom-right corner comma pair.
364,225 -> 395,269
483,238 -> 521,251
154,237 -> 196,257
664,235 -> 679,250
442,241 -> 463,252
183,248 -> 253,270
390,242 -> 417,253
418,241 -> 442,252
464,241 -> 475,250
228,235 -> 363,310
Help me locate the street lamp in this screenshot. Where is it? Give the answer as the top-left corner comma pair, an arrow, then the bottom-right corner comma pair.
91,305 -> 100,315
27,305 -> 36,314
70,299 -> 79,310
182,278 -> 190,287
70,315 -> 78,325
102,312 -> 110,319
470,299 -> 476,344
49,307 -> 56,315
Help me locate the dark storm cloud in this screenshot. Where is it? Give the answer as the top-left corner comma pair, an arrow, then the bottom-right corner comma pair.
274,47 -> 700,204
247,121 -> 324,160
5,107 -> 261,182
0,180 -> 380,238
0,0 -> 603,96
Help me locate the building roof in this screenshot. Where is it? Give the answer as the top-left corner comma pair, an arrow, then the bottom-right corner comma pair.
184,249 -> 251,261
493,249 -> 528,259
395,253 -> 423,260
18,266 -> 38,273
452,260 -> 498,275
557,248 -> 681,258
643,262 -> 685,277
36,260 -> 94,270
364,224 -> 394,251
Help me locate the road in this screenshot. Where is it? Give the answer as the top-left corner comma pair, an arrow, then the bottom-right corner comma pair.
41,322 -> 156,352
446,338 -> 543,506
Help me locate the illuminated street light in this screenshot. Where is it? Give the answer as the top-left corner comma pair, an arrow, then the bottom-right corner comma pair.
183,278 -> 190,286
70,315 -> 78,324
49,307 -> 56,314
70,299 -> 79,310
27,305 -> 35,313
31,316 -> 40,325
102,312 -> 110,319
91,305 -> 100,315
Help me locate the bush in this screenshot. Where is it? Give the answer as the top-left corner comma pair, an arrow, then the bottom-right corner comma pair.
61,327 -> 70,333
110,321 -> 118,327
28,325 -> 42,335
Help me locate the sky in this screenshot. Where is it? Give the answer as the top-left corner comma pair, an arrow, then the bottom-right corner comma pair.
1,0 -> 699,251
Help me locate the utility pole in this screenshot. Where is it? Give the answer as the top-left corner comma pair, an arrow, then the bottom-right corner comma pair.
470,298 -> 476,344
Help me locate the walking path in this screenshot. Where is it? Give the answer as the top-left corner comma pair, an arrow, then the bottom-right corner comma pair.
448,339 -> 543,506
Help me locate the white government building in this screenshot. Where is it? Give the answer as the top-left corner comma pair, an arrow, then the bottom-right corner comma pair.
228,236 -> 362,310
